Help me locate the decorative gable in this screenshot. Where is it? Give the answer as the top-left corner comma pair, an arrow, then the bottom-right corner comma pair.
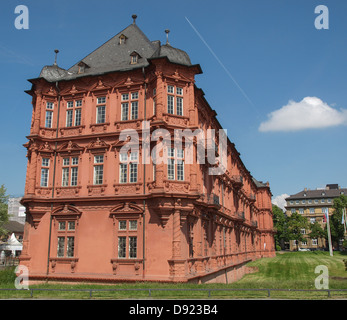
57,141 -> 84,155
109,202 -> 143,224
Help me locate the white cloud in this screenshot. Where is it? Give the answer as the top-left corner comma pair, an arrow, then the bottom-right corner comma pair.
272,194 -> 289,212
259,97 -> 347,132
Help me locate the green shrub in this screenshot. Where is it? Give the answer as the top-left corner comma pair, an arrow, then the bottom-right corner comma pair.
0,267 -> 16,286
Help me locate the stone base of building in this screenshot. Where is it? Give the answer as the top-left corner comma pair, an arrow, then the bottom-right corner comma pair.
25,257 -> 269,286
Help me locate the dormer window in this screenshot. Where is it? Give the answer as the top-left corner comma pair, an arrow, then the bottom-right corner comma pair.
130,51 -> 141,65
119,34 -> 127,45
77,61 -> 89,74
131,55 -> 138,64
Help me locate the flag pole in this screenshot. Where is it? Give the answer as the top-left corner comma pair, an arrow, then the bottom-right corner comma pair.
325,208 -> 333,256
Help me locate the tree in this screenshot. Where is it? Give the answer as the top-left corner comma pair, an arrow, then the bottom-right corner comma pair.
327,195 -> 347,250
0,184 -> 10,237
287,212 -> 309,251
272,204 -> 289,250
308,221 -> 326,244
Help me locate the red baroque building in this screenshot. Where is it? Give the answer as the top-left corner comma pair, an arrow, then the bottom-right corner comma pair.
20,16 -> 275,283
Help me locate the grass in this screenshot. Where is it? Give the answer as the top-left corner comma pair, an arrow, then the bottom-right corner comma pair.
0,251 -> 346,299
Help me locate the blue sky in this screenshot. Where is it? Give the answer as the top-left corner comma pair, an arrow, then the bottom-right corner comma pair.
0,0 -> 346,208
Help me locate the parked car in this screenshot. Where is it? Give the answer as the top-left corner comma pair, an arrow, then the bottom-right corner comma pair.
298,248 -> 310,251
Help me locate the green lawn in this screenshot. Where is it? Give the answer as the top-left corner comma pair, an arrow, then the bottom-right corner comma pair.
233,251 -> 347,290
0,251 -> 346,299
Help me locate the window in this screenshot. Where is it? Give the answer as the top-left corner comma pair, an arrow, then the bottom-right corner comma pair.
121,103 -> 129,121
129,237 -> 137,258
299,208 -> 304,214
167,148 -> 184,181
310,218 -> 316,224
56,219 -> 76,258
62,157 -> 79,187
131,101 -> 138,120
176,96 -> 183,116
45,102 -> 54,128
167,85 -> 183,115
45,112 -> 53,128
176,149 -> 184,181
66,100 -> 82,127
131,54 -> 138,64
45,111 -> 53,128
129,220 -> 137,230
118,237 -> 126,258
119,152 -> 138,183
119,220 -> 127,230
40,158 -> 50,187
167,95 -> 174,114
46,102 -> 54,110
96,97 -> 106,124
57,237 -> 65,257
119,34 -> 126,45
291,209 -> 296,214
167,148 -> 175,180
93,155 -> 104,185
121,92 -> 138,121
117,219 -> 138,259
310,208 -> 315,214
312,239 -> 318,246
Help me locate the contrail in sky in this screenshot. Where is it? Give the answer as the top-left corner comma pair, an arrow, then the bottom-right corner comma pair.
185,16 -> 258,114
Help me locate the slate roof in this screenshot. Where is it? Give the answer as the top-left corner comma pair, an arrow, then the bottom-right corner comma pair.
3,221 -> 24,233
252,178 -> 269,188
286,186 -> 347,201
37,21 -> 194,83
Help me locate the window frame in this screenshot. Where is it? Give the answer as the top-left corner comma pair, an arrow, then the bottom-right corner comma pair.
96,96 -> 106,124
167,148 -> 184,181
166,85 -> 184,116
120,92 -> 139,121
56,218 -> 76,258
61,156 -> 79,187
93,154 -> 104,185
119,151 -> 138,184
66,99 -> 82,127
40,158 -> 50,187
116,218 -> 139,259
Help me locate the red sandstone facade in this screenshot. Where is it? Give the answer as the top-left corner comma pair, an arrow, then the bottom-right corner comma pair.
20,17 -> 275,283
